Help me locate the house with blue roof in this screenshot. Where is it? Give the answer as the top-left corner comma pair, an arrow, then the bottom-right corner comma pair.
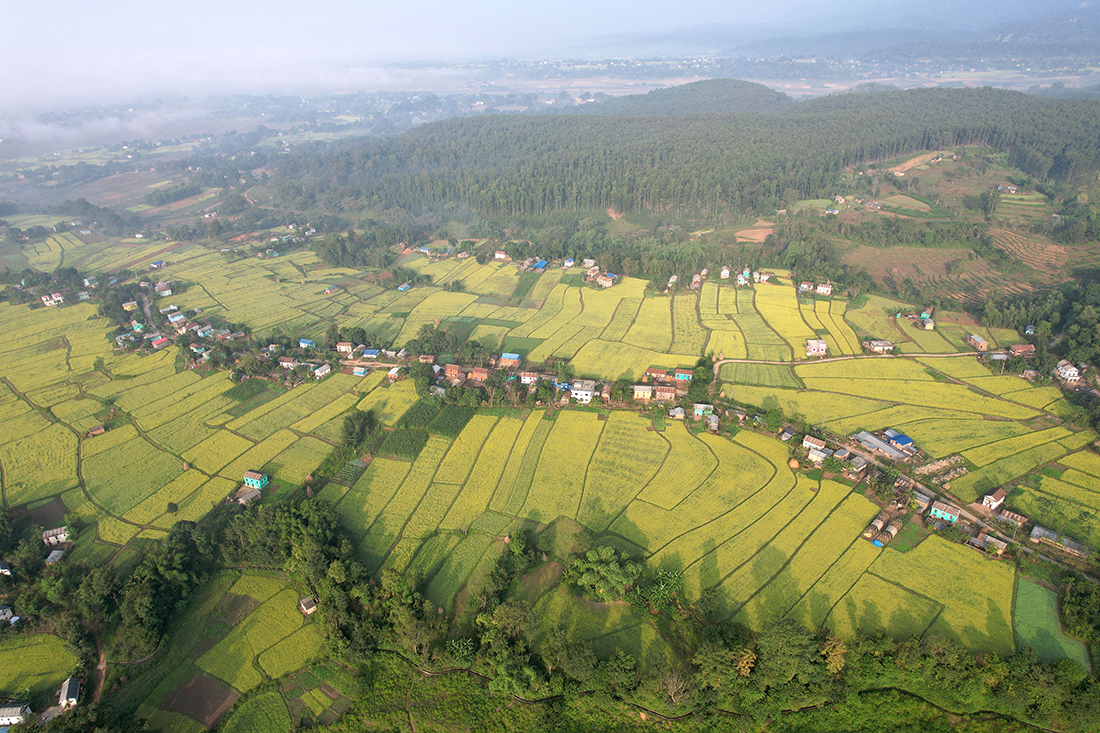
533,260 -> 548,272
299,339 -> 315,349
363,348 -> 380,358
397,282 -> 412,292
563,258 -> 575,268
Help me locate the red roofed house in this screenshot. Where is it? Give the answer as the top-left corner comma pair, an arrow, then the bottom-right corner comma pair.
982,488 -> 1007,511
653,384 -> 677,402
1009,344 -> 1036,358
336,342 -> 354,355
468,367 -> 490,382
444,363 -> 464,380
645,368 -> 669,382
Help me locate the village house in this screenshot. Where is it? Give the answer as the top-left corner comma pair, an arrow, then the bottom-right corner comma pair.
519,371 -> 540,386
362,348 -> 380,359
668,406 -> 686,420
921,319 -> 936,331
601,383 -> 612,402
974,533 -> 1009,556
864,340 -> 894,354
645,367 -> 670,382
596,274 -> 615,288
912,491 -> 933,512
58,677 -> 80,711
493,251 -> 510,260
632,384 -> 653,402
1009,344 -> 1036,358
0,704 -> 31,726
46,550 -> 65,564
582,258 -> 596,268
418,354 -> 436,364
851,431 -> 907,461
397,283 -> 412,292
336,342 -> 354,355
468,366 -> 490,382
965,334 -> 988,352
693,403 -> 714,418
299,338 -> 315,349
42,527 -> 68,546
278,356 -> 299,370
706,414 -> 720,432
533,259 -> 548,272
571,379 -> 597,404
87,425 -> 106,437
802,435 -> 827,452
884,430 -> 915,452
235,485 -> 262,505
243,470 -> 269,489
0,560 -> 10,576
999,509 -> 1028,527
691,274 -> 702,289
498,353 -> 521,368
673,368 -> 694,383
654,384 -> 677,402
300,596 -> 317,616
806,339 -> 828,358
1056,359 -> 1080,382
387,366 -> 402,383
353,366 -> 367,377
563,258 -> 575,268
798,281 -> 813,293
720,266 -> 731,279
444,363 -> 464,380
0,604 -> 13,622
151,337 -> 171,349
807,447 -> 833,464
815,282 -> 833,296
982,488 -> 1007,511
929,501 -> 961,524
313,364 -> 331,379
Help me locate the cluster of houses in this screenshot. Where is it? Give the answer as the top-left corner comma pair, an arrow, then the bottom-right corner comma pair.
231,470 -> 269,506
0,676 -> 80,726
797,281 -> 834,297
673,266 -> 774,292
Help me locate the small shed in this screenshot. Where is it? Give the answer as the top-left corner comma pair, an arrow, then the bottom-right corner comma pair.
300,596 -> 317,616
0,560 -> 10,576
59,677 -> 80,709
46,550 -> 65,564
668,407 -> 686,420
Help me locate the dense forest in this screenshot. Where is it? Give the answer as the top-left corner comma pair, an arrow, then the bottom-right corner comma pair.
266,85 -> 1100,218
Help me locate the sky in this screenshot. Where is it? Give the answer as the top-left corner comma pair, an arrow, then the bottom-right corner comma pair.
0,0 -> 1086,111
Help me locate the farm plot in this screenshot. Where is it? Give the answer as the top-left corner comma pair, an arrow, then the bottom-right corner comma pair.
725,384 -> 886,429
433,414 -> 499,485
637,422 -> 718,509
734,491 -> 880,628
509,283 -> 567,338
0,425 -> 78,504
753,281 -> 817,356
623,297 -> 674,351
799,304 -> 839,355
355,380 -> 419,426
845,295 -> 917,342
826,573 -> 943,642
579,412 -> 668,531
197,587 -> 310,692
951,441 -> 1071,501
730,291 -> 790,360
600,298 -> 642,341
871,536 -> 1016,656
826,300 -> 862,353
0,634 -> 80,698
705,326 -> 748,360
83,435 -> 185,516
221,692 -> 291,733
394,290 -> 479,346
521,412 -> 604,522
489,412 -> 550,515
569,340 -> 695,381
795,375 -> 1038,419
441,416 -> 525,531
669,295 -> 708,355
961,427 -> 1070,467
335,459 -> 412,540
893,417 -> 1029,457
718,363 -> 800,388
787,540 -> 882,629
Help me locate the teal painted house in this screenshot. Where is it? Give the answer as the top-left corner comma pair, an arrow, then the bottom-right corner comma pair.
243,470 -> 269,489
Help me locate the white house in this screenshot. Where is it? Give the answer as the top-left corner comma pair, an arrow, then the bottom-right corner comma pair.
570,379 -> 597,404
815,282 -> 833,296
59,677 -> 80,709
0,704 -> 31,725
803,435 -> 826,451
720,266 -> 731,280
982,488 -> 1007,512
806,339 -> 828,357
1056,359 -> 1080,382
314,364 -> 332,379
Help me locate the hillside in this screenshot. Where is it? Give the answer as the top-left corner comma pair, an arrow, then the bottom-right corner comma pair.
582,78 -> 794,116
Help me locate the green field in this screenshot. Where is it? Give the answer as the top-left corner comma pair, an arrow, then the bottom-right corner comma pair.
1014,578 -> 1090,669
0,634 -> 80,699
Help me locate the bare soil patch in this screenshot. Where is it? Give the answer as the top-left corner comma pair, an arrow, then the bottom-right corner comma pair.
890,151 -> 950,174
161,672 -> 239,728
29,498 -> 67,528
735,218 -> 776,242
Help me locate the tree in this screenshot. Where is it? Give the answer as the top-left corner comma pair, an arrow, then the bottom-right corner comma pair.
564,546 -> 641,600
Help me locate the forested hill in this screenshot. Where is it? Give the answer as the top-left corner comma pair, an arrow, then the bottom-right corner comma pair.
270,86 -> 1100,217
580,78 -> 794,115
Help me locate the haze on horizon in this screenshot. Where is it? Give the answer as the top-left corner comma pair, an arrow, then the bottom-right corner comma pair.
0,0 -> 1089,113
